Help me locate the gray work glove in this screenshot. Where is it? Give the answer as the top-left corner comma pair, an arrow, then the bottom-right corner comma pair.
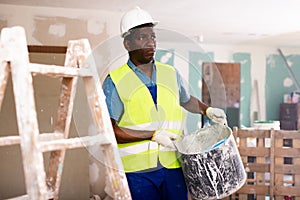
152,130 -> 179,150
206,107 -> 227,125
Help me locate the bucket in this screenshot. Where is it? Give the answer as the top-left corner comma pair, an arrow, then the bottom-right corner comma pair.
175,124 -> 246,200
253,120 -> 280,130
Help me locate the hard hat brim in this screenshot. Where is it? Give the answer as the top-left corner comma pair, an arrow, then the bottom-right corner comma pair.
121,21 -> 159,38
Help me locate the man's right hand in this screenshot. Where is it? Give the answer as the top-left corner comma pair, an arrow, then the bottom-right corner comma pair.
152,130 -> 179,150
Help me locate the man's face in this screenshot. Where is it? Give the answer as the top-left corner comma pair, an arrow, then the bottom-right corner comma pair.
125,26 -> 157,65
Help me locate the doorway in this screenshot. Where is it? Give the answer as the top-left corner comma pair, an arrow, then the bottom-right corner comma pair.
202,62 -> 240,128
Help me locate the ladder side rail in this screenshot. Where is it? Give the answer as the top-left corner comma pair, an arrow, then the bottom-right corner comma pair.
46,40 -> 80,199
0,27 -> 12,110
81,39 -> 132,200
0,61 -> 10,110
2,26 -> 48,199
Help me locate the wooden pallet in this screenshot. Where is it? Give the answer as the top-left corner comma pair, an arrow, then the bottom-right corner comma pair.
271,129 -> 300,200
0,26 -> 131,200
233,127 -> 271,200
228,128 -> 300,200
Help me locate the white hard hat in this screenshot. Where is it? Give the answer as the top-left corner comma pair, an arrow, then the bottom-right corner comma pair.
120,6 -> 158,37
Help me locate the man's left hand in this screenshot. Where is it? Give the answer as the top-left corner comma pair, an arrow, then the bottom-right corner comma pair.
206,107 -> 227,125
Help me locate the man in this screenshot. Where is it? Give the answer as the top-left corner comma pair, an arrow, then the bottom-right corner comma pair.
102,6 -> 227,200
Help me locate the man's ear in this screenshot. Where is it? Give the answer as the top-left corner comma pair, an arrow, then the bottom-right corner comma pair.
123,40 -> 131,51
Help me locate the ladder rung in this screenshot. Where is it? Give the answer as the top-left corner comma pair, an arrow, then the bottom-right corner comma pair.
39,132 -> 65,141
0,135 -> 20,146
6,194 -> 28,200
38,134 -> 111,152
0,133 -> 64,147
4,190 -> 54,199
29,63 -> 93,77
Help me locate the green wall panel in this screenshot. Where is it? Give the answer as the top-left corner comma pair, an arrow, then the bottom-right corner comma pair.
187,51 -> 214,133
155,49 -> 174,65
266,54 -> 300,120
233,53 -> 251,127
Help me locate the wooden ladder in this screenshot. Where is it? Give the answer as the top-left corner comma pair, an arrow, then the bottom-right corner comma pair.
0,26 -> 131,200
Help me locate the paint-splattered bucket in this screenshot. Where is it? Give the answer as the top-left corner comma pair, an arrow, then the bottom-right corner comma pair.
175,124 -> 246,200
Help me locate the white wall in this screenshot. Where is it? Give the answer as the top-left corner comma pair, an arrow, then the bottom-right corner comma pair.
0,4 -> 121,47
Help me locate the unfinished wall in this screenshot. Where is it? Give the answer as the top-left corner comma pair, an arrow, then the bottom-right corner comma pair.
0,4 -> 120,47
1,4 -> 300,127
157,41 -> 300,127
266,53 -> 300,120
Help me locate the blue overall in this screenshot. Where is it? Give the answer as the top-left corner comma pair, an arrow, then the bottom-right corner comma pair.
126,167 -> 187,200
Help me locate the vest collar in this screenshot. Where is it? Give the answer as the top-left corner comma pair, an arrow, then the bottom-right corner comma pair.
127,59 -> 156,72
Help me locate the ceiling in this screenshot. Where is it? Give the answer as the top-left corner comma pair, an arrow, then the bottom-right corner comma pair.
1,0 -> 300,47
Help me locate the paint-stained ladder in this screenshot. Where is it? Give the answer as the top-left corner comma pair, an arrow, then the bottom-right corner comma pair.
0,26 -> 131,200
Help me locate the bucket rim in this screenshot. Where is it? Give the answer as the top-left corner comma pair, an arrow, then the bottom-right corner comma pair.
175,125 -> 233,155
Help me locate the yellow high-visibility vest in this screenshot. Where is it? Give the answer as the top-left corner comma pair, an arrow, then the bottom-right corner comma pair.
110,61 -> 185,172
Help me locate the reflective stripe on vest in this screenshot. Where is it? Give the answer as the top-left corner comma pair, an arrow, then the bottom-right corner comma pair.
110,61 -> 185,172
119,141 -> 158,157
122,120 -> 184,131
